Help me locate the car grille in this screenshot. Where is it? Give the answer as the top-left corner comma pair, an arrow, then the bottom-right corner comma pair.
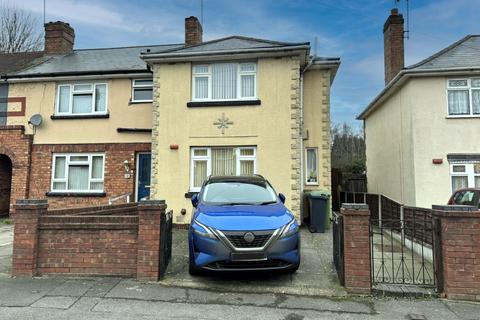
222,230 -> 274,248
207,259 -> 290,270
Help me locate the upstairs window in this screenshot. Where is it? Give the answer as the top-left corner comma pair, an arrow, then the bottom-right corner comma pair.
56,83 -> 107,115
447,78 -> 480,116
132,79 -> 153,102
192,62 -> 257,101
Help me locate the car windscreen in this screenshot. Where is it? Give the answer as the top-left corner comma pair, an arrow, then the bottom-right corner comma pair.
201,181 -> 278,205
452,190 -> 480,207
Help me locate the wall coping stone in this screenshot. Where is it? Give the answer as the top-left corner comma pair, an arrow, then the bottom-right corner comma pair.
432,205 -> 477,212
342,203 -> 369,210
16,199 -> 48,205
432,210 -> 480,219
138,200 -> 166,206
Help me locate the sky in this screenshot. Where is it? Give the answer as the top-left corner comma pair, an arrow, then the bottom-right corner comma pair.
8,0 -> 480,128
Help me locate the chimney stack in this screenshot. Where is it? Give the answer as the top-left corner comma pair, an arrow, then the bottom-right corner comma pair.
383,8 -> 404,84
44,21 -> 75,55
185,16 -> 202,46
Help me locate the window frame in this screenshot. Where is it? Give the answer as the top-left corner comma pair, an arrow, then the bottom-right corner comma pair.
450,162 -> 480,192
131,78 -> 154,103
55,83 -> 108,116
50,153 -> 105,193
191,62 -> 257,102
189,146 -> 257,191
446,78 -> 480,118
305,148 -> 319,186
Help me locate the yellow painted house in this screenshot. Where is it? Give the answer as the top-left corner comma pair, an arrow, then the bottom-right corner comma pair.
0,17 -> 339,223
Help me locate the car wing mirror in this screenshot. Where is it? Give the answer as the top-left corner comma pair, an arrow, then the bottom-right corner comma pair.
278,193 -> 286,204
191,194 -> 199,208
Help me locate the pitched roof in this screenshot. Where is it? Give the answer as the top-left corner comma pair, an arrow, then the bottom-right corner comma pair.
147,36 -> 309,55
0,52 -> 44,75
7,44 -> 182,78
358,35 -> 480,120
407,35 -> 480,70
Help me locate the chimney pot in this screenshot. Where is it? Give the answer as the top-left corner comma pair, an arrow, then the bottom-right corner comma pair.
383,8 -> 404,84
185,16 -> 203,46
44,21 -> 75,55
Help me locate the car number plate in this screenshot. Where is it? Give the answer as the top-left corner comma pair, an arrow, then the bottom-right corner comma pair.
231,252 -> 267,261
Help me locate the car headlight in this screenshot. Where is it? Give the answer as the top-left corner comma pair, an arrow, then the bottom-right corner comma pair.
192,219 -> 217,239
280,218 -> 299,238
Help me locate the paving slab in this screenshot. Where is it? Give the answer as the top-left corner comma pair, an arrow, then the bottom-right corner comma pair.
0,277 -> 64,307
31,296 -> 78,309
105,279 -> 187,302
187,288 -> 277,307
47,279 -> 97,297
277,295 -> 372,314
0,224 -> 13,277
374,298 -> 460,320
444,300 -> 480,320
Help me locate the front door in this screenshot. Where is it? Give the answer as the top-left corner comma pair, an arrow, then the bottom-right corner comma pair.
136,153 -> 151,201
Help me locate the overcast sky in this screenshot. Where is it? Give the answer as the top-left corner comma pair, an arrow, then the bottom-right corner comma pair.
9,0 -> 480,128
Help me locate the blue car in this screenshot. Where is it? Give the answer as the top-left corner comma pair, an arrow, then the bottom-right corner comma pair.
188,175 -> 300,274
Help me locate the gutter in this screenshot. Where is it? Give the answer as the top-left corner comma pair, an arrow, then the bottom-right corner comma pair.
357,67 -> 480,120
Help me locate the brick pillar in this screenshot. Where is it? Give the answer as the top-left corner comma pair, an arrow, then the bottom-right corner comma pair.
342,203 -> 371,294
136,200 -> 166,281
11,199 -> 47,277
432,206 -> 480,301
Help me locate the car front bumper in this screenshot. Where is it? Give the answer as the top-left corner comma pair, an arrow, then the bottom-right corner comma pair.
189,229 -> 300,271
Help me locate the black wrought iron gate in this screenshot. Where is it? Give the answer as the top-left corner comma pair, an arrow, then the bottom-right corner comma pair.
369,212 -> 436,289
332,212 -> 344,286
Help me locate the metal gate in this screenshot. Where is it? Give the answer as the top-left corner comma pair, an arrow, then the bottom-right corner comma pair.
159,209 -> 173,279
332,212 -> 344,286
370,212 -> 436,288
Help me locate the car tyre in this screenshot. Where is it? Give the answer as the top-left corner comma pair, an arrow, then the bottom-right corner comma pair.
188,252 -> 201,276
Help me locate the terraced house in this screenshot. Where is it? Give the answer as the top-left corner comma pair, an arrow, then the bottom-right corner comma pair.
0,17 -> 339,223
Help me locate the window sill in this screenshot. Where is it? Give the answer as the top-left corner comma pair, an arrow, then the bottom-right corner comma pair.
46,192 -> 106,197
50,114 -> 110,120
446,115 -> 480,119
187,100 -> 261,108
129,100 -> 153,105
185,192 -> 199,198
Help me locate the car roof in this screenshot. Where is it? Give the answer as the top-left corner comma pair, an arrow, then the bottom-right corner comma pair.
454,188 -> 480,193
206,175 -> 266,184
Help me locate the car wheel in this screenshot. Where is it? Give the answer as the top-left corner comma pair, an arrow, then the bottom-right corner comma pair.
288,264 -> 300,273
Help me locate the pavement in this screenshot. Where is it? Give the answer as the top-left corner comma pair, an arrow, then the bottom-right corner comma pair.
0,224 -> 480,319
0,223 -> 12,277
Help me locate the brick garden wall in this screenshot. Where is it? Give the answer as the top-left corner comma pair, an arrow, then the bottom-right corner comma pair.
12,200 -> 166,281
29,143 -> 150,209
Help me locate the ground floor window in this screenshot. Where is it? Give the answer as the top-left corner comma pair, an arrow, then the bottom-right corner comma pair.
450,162 -> 480,192
305,148 -> 318,185
51,153 -> 105,192
190,146 -> 256,191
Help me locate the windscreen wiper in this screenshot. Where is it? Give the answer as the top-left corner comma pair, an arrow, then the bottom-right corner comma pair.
259,201 -> 277,205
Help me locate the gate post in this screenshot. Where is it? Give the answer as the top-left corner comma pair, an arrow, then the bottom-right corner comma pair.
341,203 -> 371,294
137,200 -> 166,281
12,199 -> 47,277
432,205 -> 480,301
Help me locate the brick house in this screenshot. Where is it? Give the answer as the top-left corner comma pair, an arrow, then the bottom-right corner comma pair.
359,9 -> 480,208
0,17 -> 339,222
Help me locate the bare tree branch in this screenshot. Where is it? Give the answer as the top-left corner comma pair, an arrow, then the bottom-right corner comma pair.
0,3 -> 43,53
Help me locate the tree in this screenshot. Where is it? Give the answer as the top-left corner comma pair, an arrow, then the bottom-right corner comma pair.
0,4 -> 43,53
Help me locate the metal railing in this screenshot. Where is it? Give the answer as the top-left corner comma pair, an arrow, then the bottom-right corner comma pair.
108,192 -> 132,205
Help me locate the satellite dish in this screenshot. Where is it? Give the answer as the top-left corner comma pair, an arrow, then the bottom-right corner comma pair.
29,114 -> 43,127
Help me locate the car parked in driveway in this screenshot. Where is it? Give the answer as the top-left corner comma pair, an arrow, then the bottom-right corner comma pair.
188,175 -> 300,274
448,188 -> 480,208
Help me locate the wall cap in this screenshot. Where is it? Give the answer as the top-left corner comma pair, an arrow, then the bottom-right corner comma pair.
138,200 -> 166,206
342,203 -> 369,210
432,205 -> 476,212
16,199 -> 48,205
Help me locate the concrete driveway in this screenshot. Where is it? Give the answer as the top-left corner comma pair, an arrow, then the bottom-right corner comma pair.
0,223 -> 13,277
160,227 -> 347,297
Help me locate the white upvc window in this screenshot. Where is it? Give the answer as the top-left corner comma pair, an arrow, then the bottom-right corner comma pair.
131,78 -> 153,102
192,62 -> 257,101
305,148 -> 318,185
56,83 -> 108,115
51,153 -> 105,193
450,163 -> 480,192
190,146 -> 257,191
447,78 -> 480,117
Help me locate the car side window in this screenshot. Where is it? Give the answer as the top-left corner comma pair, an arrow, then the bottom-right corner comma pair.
453,191 -> 476,206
